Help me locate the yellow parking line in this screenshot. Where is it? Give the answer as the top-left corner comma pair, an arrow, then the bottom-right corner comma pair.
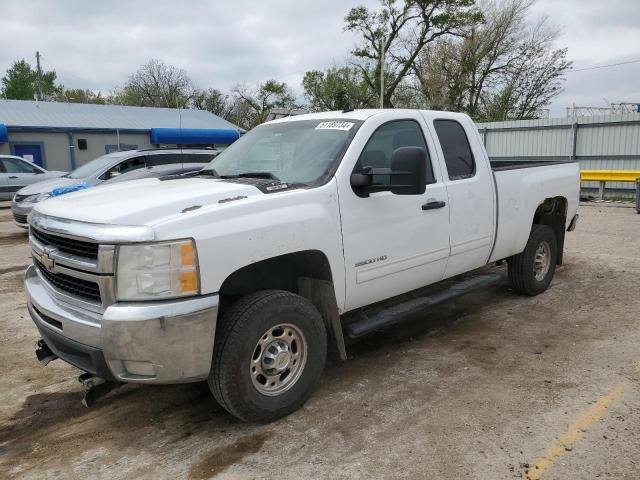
527,382 -> 630,480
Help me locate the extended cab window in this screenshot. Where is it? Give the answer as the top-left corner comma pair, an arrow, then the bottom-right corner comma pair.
434,120 -> 475,180
357,120 -> 434,185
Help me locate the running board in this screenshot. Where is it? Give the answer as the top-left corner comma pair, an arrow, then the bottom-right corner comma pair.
344,273 -> 503,339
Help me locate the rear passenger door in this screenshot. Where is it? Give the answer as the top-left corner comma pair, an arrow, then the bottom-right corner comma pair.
427,114 -> 495,278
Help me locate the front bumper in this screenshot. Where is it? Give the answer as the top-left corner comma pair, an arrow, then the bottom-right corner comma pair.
25,265 -> 219,383
11,200 -> 33,229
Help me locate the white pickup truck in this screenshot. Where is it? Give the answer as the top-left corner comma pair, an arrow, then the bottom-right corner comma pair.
25,109 -> 579,422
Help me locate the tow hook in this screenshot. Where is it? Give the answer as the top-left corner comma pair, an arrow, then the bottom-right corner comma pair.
78,372 -> 122,407
35,339 -> 58,366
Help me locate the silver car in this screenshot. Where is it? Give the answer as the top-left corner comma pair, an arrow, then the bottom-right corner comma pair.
11,148 -> 219,228
1,155 -> 65,201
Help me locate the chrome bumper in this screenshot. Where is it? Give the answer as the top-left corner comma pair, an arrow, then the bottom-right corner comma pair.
25,265 -> 219,383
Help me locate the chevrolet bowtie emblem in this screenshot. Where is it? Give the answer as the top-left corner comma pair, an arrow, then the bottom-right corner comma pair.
41,248 -> 56,270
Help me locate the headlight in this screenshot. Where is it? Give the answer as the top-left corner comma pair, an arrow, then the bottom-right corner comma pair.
116,239 -> 199,301
20,192 -> 50,203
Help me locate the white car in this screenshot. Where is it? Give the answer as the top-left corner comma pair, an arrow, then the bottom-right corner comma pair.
24,109 -> 579,422
0,155 -> 65,202
11,148 -> 219,227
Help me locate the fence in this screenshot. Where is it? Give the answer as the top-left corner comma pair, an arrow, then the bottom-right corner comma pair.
477,113 -> 640,198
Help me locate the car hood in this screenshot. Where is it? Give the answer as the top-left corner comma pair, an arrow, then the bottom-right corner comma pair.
17,176 -> 87,196
33,177 -> 264,226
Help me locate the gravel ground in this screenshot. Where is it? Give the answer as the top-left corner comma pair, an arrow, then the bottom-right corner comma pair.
0,203 -> 639,479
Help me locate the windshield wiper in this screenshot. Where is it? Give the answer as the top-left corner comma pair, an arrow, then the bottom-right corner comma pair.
221,172 -> 280,181
193,168 -> 220,178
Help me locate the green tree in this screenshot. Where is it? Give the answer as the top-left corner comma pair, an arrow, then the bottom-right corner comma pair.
230,80 -> 297,130
1,59 -> 60,100
345,0 -> 482,107
302,66 -> 375,111
191,88 -> 235,119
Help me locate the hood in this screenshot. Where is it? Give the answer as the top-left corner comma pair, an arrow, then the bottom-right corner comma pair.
16,176 -> 79,196
34,177 -> 263,225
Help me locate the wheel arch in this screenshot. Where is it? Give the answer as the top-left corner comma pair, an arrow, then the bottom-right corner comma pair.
532,196 -> 568,265
218,250 -> 347,360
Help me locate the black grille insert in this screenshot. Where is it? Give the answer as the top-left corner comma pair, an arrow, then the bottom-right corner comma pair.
13,212 -> 28,225
31,228 -> 99,260
35,259 -> 101,303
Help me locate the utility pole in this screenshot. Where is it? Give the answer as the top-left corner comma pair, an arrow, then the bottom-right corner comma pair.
379,37 -> 385,109
35,51 -> 43,101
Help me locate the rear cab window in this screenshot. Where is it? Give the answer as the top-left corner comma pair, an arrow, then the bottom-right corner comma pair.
433,120 -> 475,180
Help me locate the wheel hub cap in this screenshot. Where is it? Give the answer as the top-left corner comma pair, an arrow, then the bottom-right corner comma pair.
250,323 -> 307,396
533,240 -> 551,281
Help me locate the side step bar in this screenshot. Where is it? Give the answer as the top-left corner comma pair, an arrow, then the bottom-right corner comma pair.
345,273 -> 503,339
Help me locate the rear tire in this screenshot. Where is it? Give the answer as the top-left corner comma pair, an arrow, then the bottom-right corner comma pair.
508,224 -> 557,296
209,290 -> 327,423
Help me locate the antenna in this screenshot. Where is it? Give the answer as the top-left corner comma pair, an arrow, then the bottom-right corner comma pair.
177,95 -> 184,169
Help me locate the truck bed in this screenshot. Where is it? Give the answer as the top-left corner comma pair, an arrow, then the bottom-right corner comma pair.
490,159 -> 576,171
488,160 -> 580,263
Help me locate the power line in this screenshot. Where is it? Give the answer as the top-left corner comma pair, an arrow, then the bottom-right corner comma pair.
566,59 -> 640,73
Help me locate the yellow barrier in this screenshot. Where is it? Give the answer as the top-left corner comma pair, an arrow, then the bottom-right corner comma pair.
580,170 -> 640,201
580,170 -> 640,182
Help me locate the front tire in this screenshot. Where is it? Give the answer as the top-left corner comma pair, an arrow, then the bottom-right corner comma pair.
209,290 -> 327,423
508,224 -> 558,296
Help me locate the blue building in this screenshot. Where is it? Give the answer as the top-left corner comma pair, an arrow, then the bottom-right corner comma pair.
0,100 -> 241,171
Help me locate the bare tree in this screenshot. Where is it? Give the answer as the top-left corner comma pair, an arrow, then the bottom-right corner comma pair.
413,0 -> 570,120
113,59 -> 194,108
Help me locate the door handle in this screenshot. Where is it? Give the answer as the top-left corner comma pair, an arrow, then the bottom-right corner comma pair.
422,200 -> 446,210
8,176 -> 18,179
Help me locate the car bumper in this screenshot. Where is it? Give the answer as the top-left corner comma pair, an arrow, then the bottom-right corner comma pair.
25,265 -> 219,384
11,201 -> 33,229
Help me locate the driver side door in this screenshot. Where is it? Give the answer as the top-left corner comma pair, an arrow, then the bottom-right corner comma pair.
338,115 -> 451,311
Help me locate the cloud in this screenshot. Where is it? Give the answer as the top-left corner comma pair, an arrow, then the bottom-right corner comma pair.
1,0 -> 639,117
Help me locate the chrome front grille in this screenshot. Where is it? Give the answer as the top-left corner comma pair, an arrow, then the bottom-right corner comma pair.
31,227 -> 99,259
34,259 -> 102,303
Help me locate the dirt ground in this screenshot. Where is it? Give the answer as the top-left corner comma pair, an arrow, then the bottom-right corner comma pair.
1,202 -> 639,480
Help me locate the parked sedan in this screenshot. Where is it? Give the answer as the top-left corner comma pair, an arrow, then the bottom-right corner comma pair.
11,148 -> 219,227
0,155 -> 65,201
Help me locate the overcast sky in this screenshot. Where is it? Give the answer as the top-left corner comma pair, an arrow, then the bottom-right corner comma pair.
1,0 -> 639,117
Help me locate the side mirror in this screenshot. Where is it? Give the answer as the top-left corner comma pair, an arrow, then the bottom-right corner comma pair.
350,146 -> 428,197
388,146 -> 428,195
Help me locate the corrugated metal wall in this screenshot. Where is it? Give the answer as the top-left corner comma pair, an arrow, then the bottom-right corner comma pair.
477,113 -> 640,194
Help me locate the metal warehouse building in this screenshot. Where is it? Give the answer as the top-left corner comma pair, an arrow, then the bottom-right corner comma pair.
477,112 -> 640,197
0,100 -> 241,172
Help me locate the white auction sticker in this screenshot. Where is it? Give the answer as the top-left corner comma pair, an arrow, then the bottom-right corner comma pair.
315,121 -> 354,131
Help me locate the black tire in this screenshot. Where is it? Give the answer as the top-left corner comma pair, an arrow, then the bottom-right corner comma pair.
208,290 -> 327,423
508,224 -> 558,296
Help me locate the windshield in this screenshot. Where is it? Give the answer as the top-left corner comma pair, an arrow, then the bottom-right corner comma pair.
205,119 -> 360,184
67,152 -> 129,179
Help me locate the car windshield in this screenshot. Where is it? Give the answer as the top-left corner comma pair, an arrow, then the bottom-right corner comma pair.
204,119 -> 360,184
67,152 -> 129,179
